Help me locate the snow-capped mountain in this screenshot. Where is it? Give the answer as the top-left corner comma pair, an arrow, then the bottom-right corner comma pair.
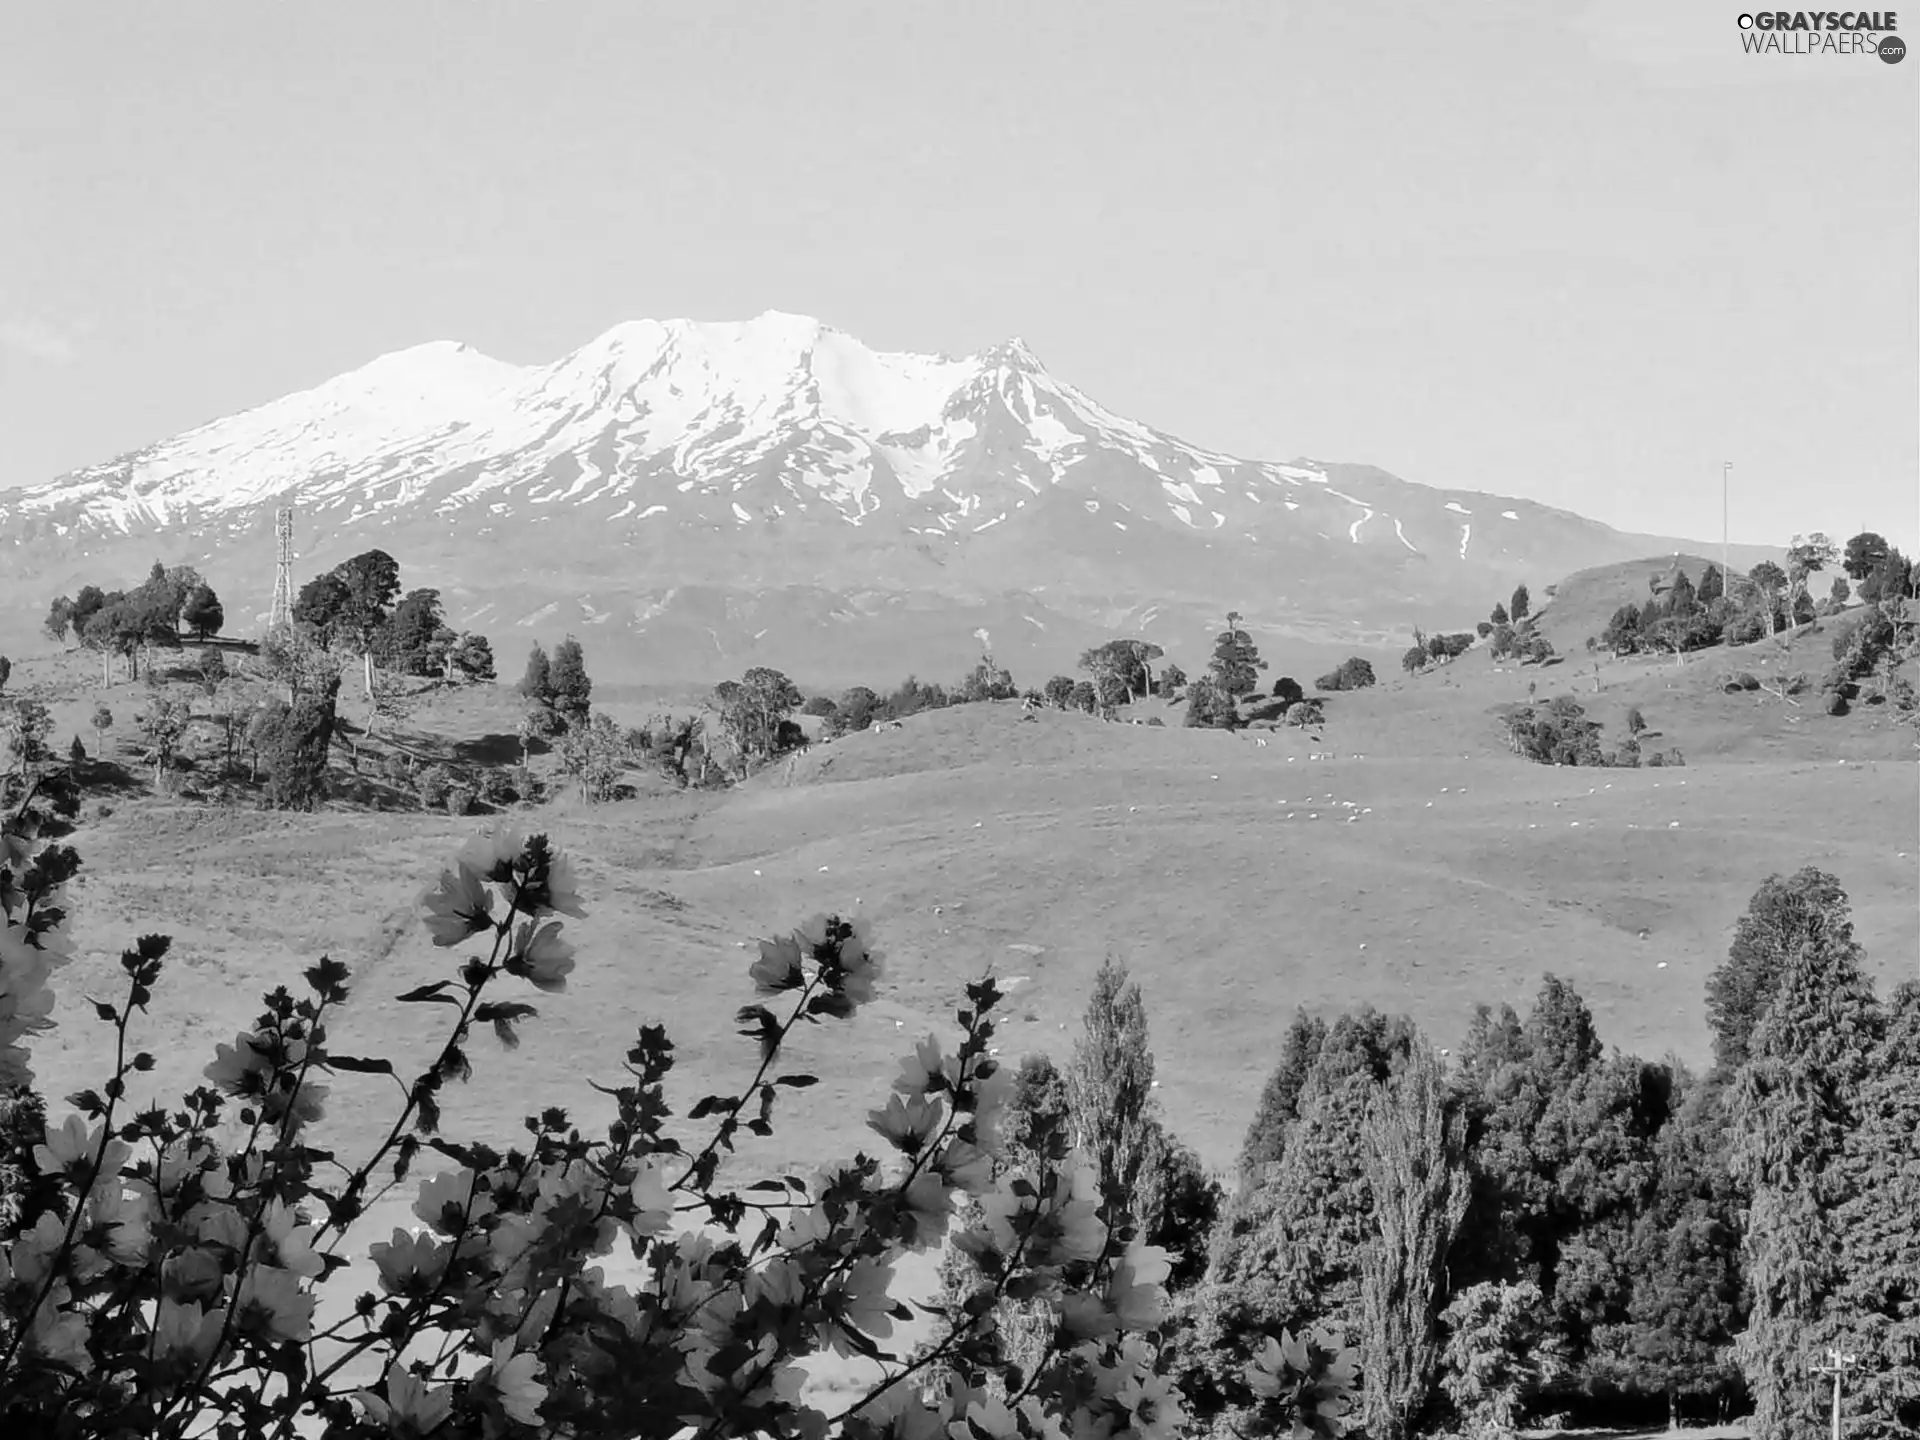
0,312 -> 1770,685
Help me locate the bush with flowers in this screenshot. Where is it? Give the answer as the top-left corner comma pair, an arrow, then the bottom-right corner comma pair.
0,772 -> 1357,1438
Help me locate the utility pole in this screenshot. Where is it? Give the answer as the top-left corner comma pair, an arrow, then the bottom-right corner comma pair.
267,507 -> 295,631
1722,462 -> 1732,594
1811,1347 -> 1859,1440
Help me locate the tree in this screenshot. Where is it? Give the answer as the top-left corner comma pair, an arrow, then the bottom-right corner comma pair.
1747,560 -> 1786,598
1068,679 -> 1097,714
1698,564 -> 1724,605
519,643 -> 554,703
1726,898 -> 1884,1440
1491,601 -> 1509,627
135,694 -> 193,790
1624,706 -> 1646,736
1705,867 -> 1862,1077
1843,530 -> 1891,581
1064,958 -> 1160,1224
331,549 -> 403,695
548,636 -> 592,727
1509,585 -> 1531,624
1600,1071 -> 1747,1428
292,572 -> 354,647
1667,570 -> 1697,616
1207,611 -> 1267,698
43,595 -> 74,645
1182,677 -> 1235,729
1827,574 -> 1850,608
1439,1281 -> 1549,1439
835,685 -> 879,733
1043,675 -> 1076,709
1359,1042 -> 1470,1440
445,633 -> 495,683
254,623 -> 336,706
1832,982 -> 1920,1435
960,648 -> 1018,703
1783,533 -> 1838,625
1240,1010 -> 1329,1181
1079,640 -> 1161,704
1316,657 -> 1375,692
558,712 -> 629,803
195,647 -> 228,699
1156,661 -> 1187,696
1401,645 -> 1430,675
1272,676 -> 1304,706
0,657 -> 9,695
90,704 -> 113,759
181,584 -> 224,641
375,589 -> 448,676
251,675 -> 341,810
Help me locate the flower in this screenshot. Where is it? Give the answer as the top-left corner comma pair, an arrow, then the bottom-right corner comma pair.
456,825 -> 527,885
629,1159 -> 673,1237
369,1227 -> 450,1297
203,1030 -> 275,1099
749,935 -> 804,994
354,1370 -> 455,1436
866,1092 -> 945,1155
261,1076 -> 328,1132
232,1264 -> 314,1344
505,919 -> 575,992
412,1166 -> 493,1234
419,861 -> 494,947
893,1034 -> 951,1097
25,1283 -> 92,1372
482,1339 -> 548,1427
541,848 -> 586,918
899,1170 -> 956,1250
34,1113 -> 128,1188
151,1297 -> 223,1367
87,1182 -> 152,1265
259,1200 -> 323,1279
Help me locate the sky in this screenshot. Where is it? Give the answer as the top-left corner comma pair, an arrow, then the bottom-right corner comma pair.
2,1 -> 1915,550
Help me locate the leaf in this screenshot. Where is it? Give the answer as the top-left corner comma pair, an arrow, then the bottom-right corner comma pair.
688,1094 -> 735,1120
744,1179 -> 786,1192
773,1074 -> 818,1088
326,1055 -> 396,1075
395,981 -> 458,1005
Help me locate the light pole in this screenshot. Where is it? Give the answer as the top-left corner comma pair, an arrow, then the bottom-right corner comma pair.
1811,1347 -> 1859,1440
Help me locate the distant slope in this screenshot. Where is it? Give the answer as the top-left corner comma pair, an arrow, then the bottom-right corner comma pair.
0,312 -> 1779,684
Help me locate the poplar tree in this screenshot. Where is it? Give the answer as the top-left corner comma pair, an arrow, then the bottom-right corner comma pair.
1065,958 -> 1159,1224
1359,1041 -> 1470,1440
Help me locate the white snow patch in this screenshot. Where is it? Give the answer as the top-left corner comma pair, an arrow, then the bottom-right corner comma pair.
1392,516 -> 1418,552
1457,523 -> 1472,559
1112,521 -> 1128,531
1347,507 -> 1374,543
1083,499 -> 1100,513
1023,615 -> 1046,629
1161,480 -> 1201,506
1167,503 -> 1194,527
1284,499 -> 1300,511
638,504 -> 667,519
1212,511 -> 1226,528
731,502 -> 752,522
1445,501 -> 1472,515
972,514 -> 1004,532
1501,509 -> 1519,520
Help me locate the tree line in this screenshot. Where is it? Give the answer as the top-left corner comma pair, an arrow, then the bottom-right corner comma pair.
943,866 -> 1915,1438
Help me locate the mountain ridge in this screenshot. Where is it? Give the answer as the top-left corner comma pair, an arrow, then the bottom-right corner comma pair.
0,311 -> 1778,686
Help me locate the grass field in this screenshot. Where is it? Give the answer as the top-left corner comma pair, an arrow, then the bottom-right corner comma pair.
10,613 -> 1915,1415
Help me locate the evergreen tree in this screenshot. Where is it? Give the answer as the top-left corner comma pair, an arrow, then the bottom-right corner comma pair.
1667,570 -> 1698,616
1064,958 -> 1159,1222
1831,981 -> 1920,1436
252,674 -> 341,811
1843,531 -> 1891,580
1359,1041 -> 1470,1440
1239,1009 -> 1329,1180
518,643 -> 554,704
1727,908 -> 1884,1440
1509,584 -> 1531,623
1698,564 -> 1725,604
548,636 -> 592,726
1490,601 -> 1510,627
1705,867 -> 1861,1077
1207,610 -> 1267,698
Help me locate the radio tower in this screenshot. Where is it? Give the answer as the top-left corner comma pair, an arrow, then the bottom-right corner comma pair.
267,507 -> 295,630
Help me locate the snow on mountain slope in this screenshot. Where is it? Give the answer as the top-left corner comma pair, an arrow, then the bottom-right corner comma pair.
0,311 -> 1772,682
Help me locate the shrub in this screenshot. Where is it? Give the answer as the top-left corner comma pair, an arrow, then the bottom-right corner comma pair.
415,763 -> 452,811
1315,657 -> 1376,692
1625,706 -> 1646,735
1271,676 -> 1305,706
477,767 -> 517,806
444,782 -> 476,816
0,816 -> 1363,1440
1825,690 -> 1849,715
1646,749 -> 1667,766
1284,698 -> 1326,729
1146,716 -> 1165,727
380,752 -> 413,787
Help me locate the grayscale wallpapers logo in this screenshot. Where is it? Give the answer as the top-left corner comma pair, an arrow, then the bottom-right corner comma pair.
1736,11 -> 1906,61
